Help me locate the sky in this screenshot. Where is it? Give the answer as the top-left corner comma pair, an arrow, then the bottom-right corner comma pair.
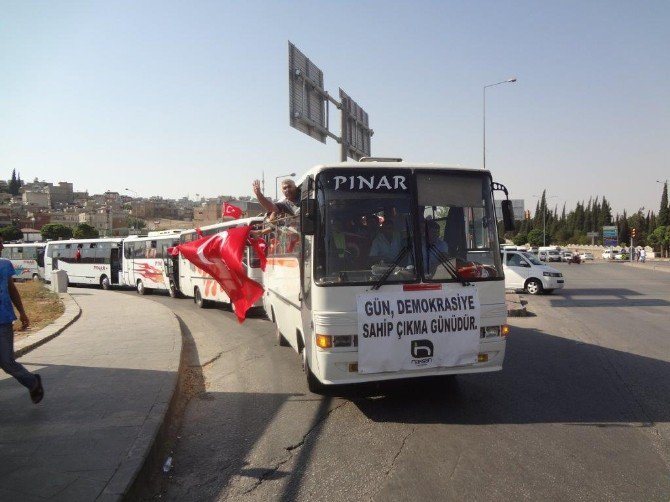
1,0 -> 668,216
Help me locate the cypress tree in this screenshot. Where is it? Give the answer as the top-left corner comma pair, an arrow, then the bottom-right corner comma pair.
658,182 -> 669,227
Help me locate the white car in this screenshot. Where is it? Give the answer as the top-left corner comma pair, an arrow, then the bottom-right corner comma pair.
602,249 -> 618,259
501,250 -> 565,295
561,251 -> 573,262
580,252 -> 594,261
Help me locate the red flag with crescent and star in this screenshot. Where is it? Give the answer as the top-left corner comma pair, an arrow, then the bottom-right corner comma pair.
222,202 -> 243,219
168,226 -> 263,322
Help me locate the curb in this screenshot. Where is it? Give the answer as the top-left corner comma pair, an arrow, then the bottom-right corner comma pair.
14,292 -> 82,358
506,291 -> 529,317
101,308 -> 182,500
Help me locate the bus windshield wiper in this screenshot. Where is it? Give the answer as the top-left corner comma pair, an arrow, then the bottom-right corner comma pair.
372,218 -> 415,291
427,243 -> 470,286
371,244 -> 412,291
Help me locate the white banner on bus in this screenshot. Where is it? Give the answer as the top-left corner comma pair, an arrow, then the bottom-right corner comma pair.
356,287 -> 481,374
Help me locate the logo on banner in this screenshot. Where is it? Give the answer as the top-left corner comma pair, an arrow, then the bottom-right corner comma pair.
411,339 -> 434,366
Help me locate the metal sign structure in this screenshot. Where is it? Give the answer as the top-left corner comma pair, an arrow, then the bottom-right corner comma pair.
340,88 -> 372,160
288,41 -> 372,161
603,225 -> 618,247
288,42 -> 329,144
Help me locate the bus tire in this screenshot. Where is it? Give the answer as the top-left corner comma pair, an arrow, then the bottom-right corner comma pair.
194,287 -> 207,308
302,349 -> 325,394
137,279 -> 147,295
100,275 -> 111,290
32,273 -> 40,282
168,280 -> 179,298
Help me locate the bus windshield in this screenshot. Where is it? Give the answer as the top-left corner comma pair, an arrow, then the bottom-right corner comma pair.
313,169 -> 502,286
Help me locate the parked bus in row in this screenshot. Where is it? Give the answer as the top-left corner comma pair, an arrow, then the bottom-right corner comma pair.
176,217 -> 265,309
122,230 -> 182,296
44,238 -> 124,289
0,242 -> 46,281
262,159 -> 515,392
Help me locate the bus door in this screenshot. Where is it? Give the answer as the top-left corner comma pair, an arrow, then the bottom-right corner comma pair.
111,247 -> 121,284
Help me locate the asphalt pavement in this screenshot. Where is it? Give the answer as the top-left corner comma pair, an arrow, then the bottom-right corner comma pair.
0,287 -> 181,501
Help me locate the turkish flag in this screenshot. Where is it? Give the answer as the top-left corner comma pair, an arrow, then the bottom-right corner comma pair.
247,237 -> 267,271
222,202 -> 243,219
172,226 -> 263,322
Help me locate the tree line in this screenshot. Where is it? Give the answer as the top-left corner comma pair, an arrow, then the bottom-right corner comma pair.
506,182 -> 670,256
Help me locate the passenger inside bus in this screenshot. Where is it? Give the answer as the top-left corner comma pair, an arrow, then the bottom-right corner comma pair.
421,219 -> 449,275
368,218 -> 404,263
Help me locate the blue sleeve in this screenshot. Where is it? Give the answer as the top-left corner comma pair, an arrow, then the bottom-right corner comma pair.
4,260 -> 16,278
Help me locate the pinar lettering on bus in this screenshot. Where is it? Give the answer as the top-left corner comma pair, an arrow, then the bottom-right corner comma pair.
333,175 -> 407,191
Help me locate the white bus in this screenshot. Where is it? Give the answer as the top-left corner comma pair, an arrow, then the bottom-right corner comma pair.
263,160 -> 516,392
1,242 -> 46,281
176,217 -> 265,309
44,238 -> 124,289
122,231 -> 182,296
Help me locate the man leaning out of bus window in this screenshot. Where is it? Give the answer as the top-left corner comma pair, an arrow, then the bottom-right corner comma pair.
252,178 -> 300,217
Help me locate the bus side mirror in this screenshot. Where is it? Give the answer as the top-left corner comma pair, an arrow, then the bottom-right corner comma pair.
501,200 -> 515,232
301,199 -> 316,235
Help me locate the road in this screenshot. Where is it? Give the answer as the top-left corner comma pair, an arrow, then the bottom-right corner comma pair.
128,262 -> 670,501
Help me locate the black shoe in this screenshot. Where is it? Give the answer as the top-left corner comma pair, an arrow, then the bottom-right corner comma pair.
30,374 -> 44,404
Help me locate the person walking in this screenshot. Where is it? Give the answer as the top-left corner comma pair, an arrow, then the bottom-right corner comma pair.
0,238 -> 44,404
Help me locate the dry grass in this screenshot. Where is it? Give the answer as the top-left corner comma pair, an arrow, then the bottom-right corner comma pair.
13,281 -> 65,341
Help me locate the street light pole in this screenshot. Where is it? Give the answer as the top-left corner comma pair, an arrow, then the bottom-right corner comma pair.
483,77 -> 517,170
275,173 -> 296,200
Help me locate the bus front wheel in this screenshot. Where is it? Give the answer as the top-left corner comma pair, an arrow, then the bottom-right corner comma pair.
137,280 -> 147,295
168,280 -> 179,298
100,275 -> 111,290
194,287 -> 207,308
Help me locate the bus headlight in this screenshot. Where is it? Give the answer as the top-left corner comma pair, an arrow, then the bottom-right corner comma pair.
316,335 -> 332,349
480,325 -> 510,338
316,334 -> 356,348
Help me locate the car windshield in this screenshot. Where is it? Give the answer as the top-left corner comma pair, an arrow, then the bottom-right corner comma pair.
522,252 -> 543,265
312,169 -> 503,285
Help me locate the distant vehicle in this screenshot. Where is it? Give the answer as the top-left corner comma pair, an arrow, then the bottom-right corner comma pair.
0,242 -> 46,281
44,238 -> 124,289
538,249 -> 562,262
122,232 -> 182,296
580,252 -> 594,261
501,250 -> 564,295
602,249 -> 618,260
561,251 -> 573,262
614,251 -> 630,260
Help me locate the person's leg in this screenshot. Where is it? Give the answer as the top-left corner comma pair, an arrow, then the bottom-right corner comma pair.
0,323 -> 38,390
